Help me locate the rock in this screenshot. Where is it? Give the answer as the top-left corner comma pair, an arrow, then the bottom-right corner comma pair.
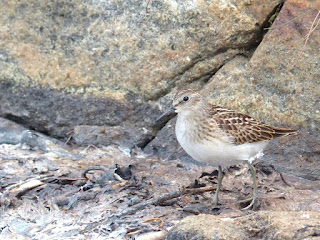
144,117 -> 181,159
0,118 -> 83,161
248,0 -> 320,129
72,125 -> 154,148
167,214 -> 246,240
0,118 -> 27,144
0,0 -> 280,147
167,212 -> 320,240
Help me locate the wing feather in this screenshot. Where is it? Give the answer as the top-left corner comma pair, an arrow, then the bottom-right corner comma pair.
210,105 -> 297,145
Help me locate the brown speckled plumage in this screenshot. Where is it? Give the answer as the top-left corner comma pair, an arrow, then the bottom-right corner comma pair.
209,106 -> 297,145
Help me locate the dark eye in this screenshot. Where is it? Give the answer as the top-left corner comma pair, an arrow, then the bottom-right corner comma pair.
183,96 -> 189,101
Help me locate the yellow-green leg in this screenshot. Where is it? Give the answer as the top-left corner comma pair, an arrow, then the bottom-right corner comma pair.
238,162 -> 258,210
213,165 -> 224,206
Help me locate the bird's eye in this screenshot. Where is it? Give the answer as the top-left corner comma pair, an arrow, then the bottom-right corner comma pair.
183,96 -> 189,102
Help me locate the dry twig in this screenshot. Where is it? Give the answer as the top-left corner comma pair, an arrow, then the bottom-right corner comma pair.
119,185 -> 216,216
296,10 -> 320,61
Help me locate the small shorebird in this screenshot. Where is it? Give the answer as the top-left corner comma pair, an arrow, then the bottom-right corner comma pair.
159,89 -> 297,210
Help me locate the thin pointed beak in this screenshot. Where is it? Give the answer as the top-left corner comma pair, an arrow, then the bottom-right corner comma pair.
156,106 -> 175,122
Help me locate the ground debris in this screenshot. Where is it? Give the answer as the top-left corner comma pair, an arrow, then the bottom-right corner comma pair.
0,143 -> 320,239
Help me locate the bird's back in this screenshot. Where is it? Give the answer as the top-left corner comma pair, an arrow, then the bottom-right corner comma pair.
210,104 -> 298,145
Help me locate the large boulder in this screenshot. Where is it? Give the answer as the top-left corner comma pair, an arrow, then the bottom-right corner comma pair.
0,0 -> 280,148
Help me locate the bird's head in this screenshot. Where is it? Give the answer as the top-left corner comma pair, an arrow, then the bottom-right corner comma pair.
173,89 -> 204,113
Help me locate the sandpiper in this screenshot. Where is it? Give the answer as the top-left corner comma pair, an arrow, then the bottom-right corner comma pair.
160,89 -> 297,210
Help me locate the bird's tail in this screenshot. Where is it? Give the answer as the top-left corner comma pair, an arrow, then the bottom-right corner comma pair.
272,127 -> 298,138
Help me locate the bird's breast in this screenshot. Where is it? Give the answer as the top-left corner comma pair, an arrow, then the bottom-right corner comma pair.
175,114 -> 268,167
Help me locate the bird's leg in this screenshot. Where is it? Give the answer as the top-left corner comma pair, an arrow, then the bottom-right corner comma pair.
213,165 -> 224,206
238,161 -> 258,210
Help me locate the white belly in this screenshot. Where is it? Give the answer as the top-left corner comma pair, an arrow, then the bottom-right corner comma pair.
175,115 -> 268,167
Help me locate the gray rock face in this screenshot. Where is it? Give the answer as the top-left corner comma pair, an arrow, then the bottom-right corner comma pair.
0,0 -> 280,147
0,118 -> 27,144
0,84 -> 158,147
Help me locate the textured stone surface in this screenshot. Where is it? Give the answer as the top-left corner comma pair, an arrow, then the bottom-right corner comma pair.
0,0 -> 278,97
248,0 -> 320,128
168,214 -> 246,240
0,83 -> 160,148
0,118 -> 27,144
167,212 -> 320,240
0,0 -> 280,147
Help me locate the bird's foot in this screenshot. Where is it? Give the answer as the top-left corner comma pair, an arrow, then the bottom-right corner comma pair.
238,196 -> 258,210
